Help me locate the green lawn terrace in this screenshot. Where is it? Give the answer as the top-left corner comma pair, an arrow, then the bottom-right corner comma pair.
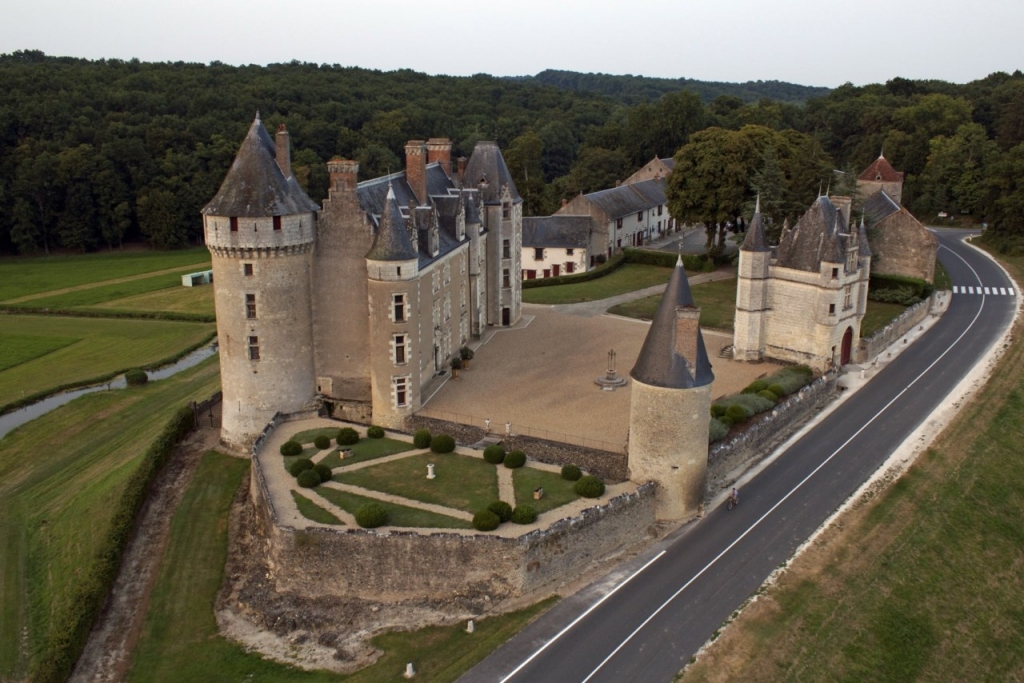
258,419 -> 636,536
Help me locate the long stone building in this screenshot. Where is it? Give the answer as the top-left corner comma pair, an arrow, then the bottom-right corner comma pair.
202,115 -> 522,448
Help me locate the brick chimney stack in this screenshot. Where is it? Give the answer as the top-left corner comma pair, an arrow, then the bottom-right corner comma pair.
327,158 -> 359,197
674,306 -> 701,373
275,124 -> 292,178
405,140 -> 427,205
426,138 -> 452,176
457,156 -> 467,184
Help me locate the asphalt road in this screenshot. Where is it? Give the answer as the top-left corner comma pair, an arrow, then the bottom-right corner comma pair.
460,229 -> 1016,683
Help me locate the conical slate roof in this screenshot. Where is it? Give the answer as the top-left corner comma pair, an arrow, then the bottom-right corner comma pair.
630,256 -> 714,389
462,141 -> 521,205
858,215 -> 872,258
366,185 -> 418,261
202,114 -> 319,217
741,195 -> 770,252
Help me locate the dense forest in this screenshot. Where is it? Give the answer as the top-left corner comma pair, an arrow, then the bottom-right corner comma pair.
1,50 -> 1023,255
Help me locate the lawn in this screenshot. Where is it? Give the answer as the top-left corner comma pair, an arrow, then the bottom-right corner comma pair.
0,357 -> 220,681
608,278 -> 738,330
0,248 -> 210,302
6,271 -> 207,312
522,264 -> 673,305
0,334 -> 79,372
861,300 -> 908,337
128,451 -> 552,681
93,281 -> 215,318
680,247 -> 1024,682
290,491 -> 343,525
316,487 -> 472,529
512,468 -> 579,514
333,453 -> 499,514
0,315 -> 215,411
317,437 -> 415,469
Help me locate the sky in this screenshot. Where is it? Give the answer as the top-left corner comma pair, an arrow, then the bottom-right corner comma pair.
3,0 -> 1023,88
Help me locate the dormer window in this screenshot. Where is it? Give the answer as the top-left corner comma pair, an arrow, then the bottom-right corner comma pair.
502,202 -> 511,220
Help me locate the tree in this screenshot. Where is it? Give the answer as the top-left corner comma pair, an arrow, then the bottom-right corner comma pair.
504,131 -> 548,215
567,146 -> 629,196
136,188 -> 187,249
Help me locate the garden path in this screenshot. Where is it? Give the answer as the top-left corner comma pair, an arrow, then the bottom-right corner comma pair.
319,480 -> 474,521
496,467 -> 516,505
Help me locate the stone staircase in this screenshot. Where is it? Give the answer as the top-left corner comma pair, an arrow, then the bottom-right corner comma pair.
719,344 -> 734,359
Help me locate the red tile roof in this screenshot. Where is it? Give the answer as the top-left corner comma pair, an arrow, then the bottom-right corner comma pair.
858,155 -> 904,183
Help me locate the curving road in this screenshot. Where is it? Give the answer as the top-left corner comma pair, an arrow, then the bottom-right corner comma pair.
460,230 -> 1016,683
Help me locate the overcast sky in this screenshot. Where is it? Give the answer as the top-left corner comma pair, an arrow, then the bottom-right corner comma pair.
3,0 -> 1022,87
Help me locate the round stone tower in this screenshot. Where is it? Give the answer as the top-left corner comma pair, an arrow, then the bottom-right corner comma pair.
201,115 -> 320,450
733,197 -> 771,362
628,256 -> 714,521
365,185 -> 421,430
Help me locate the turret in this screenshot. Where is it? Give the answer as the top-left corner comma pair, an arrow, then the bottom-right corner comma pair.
734,197 -> 771,362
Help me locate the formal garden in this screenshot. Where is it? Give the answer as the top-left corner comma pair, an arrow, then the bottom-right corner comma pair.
275,425 -> 607,533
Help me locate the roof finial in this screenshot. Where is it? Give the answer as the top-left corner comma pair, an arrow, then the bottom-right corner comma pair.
676,252 -> 684,267
754,193 -> 761,214
386,180 -> 396,201
818,181 -> 823,197
825,180 -> 831,197
879,145 -> 885,159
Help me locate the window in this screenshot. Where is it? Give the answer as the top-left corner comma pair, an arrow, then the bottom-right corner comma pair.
243,263 -> 253,276
831,267 -> 839,280
503,239 -> 511,259
637,211 -> 643,221
245,294 -> 256,319
828,303 -> 836,315
844,285 -> 853,310
543,269 -> 551,278
394,334 -> 407,365
273,215 -> 281,231
534,247 -> 544,260
658,205 -> 663,216
230,217 -> 238,232
393,293 -> 406,322
502,202 -> 511,219
394,377 -> 409,407
616,218 -> 623,230
502,269 -> 510,288
566,248 -> 574,256
526,269 -> 537,279
247,336 -> 260,360
566,262 -> 575,274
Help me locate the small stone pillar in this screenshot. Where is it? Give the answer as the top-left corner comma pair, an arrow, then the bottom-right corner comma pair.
466,619 -> 475,633
427,463 -> 436,480
404,662 -> 416,678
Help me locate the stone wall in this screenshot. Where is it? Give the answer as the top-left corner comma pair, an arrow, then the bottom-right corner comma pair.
869,210 -> 938,283
706,370 -> 839,497
855,294 -> 936,363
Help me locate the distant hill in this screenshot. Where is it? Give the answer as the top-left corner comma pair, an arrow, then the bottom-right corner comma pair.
509,69 -> 831,105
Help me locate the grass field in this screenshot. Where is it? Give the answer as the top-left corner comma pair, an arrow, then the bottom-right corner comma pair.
0,334 -> 79,372
681,248 -> 1024,682
0,315 -> 215,411
0,358 -> 220,681
608,278 -> 738,330
317,437 -> 415,469
316,487 -> 473,529
128,452 -> 551,680
291,491 -> 343,525
522,264 -> 673,305
0,248 -> 211,302
860,300 -> 909,337
334,453 -> 499,514
512,468 -> 579,514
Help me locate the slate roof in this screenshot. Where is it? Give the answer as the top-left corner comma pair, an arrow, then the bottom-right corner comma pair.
522,216 -> 593,249
775,195 -> 849,272
585,178 -> 667,220
741,197 -> 770,252
862,189 -> 902,225
202,115 -> 319,217
858,216 -> 872,258
365,186 -> 418,262
858,155 -> 904,183
660,157 -> 676,170
630,256 -> 714,389
462,141 -> 521,205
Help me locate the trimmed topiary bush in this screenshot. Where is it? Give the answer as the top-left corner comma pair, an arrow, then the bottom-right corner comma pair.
504,450 -> 526,468
574,475 -> 605,498
757,389 -> 779,404
725,404 -> 749,423
355,503 -> 388,528
413,429 -> 432,449
742,379 -> 768,394
430,434 -> 456,454
472,509 -> 501,531
313,463 -> 333,483
367,425 -> 385,438
710,404 -> 727,418
718,415 -> 734,427
767,383 -> 786,398
337,427 -> 359,446
487,500 -> 513,522
709,418 -> 730,443
561,464 -> 582,481
288,458 -> 314,477
483,445 -> 506,464
125,368 -> 148,386
280,440 -> 303,456
729,393 -> 775,415
314,434 -> 331,450
297,469 -> 321,488
511,505 -> 538,524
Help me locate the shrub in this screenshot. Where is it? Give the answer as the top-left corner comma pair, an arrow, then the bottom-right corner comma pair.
313,463 -> 333,483
430,434 -> 456,453
472,510 -> 501,531
355,503 -> 388,528
337,427 -> 359,446
719,415 -> 734,427
764,366 -> 814,395
367,425 -> 385,438
561,464 -> 583,481
280,440 -> 303,456
767,383 -> 786,397
313,434 -> 330,450
297,469 -> 321,488
460,346 -> 475,361
288,458 -> 314,477
574,475 -> 605,498
742,379 -> 768,394
413,429 -> 432,449
728,393 -> 775,415
725,404 -> 749,423
511,505 -> 538,524
124,368 -> 148,386
504,450 -> 526,468
483,445 -> 506,464
710,404 -> 727,418
709,418 -> 730,443
487,500 -> 513,522
757,389 -> 779,404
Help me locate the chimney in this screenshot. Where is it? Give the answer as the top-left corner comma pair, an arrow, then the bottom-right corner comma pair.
275,124 -> 292,178
426,138 -> 452,175
674,306 -> 701,373
405,140 -> 427,205
615,179 -> 622,187
457,156 -> 467,184
561,198 -> 568,208
327,158 -> 358,197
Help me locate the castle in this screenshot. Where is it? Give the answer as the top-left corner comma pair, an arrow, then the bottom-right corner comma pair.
202,115 -> 523,449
